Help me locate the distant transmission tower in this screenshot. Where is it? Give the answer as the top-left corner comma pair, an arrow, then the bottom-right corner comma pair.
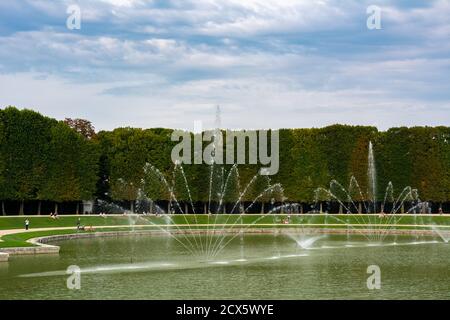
215,105 -> 221,130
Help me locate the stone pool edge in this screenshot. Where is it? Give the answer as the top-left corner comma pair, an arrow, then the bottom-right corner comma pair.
1,227 -> 448,262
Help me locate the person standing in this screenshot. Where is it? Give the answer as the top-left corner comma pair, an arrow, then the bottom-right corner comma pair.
25,219 -> 30,230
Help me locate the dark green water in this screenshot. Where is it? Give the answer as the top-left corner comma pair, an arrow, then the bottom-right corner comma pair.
1,233 -> 449,299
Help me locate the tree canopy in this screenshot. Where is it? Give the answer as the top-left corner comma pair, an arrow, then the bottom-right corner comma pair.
1,107 -> 449,212
0,107 -> 99,213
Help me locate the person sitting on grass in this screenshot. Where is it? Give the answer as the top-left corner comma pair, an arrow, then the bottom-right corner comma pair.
50,212 -> 59,219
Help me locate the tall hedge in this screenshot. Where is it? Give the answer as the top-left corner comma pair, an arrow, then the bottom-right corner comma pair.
1,107 -> 449,209
96,125 -> 450,204
0,107 -> 99,214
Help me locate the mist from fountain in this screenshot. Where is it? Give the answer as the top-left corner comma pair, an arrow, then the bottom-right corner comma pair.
431,225 -> 450,243
285,234 -> 326,249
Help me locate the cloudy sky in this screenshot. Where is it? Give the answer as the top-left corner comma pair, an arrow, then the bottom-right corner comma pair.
0,0 -> 449,130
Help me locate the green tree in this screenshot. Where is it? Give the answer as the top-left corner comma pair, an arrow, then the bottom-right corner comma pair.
39,121 -> 99,213
0,107 -> 54,214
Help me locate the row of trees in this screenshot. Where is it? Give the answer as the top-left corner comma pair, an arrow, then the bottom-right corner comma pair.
0,107 -> 99,214
99,125 -> 450,205
276,126 -> 450,203
0,107 -> 449,214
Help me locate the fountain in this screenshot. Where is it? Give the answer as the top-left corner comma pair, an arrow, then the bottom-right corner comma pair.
133,161 -> 286,259
94,113 -> 439,260
8,115 -> 450,300
368,141 -> 377,213
312,141 -> 424,242
99,107 -> 288,260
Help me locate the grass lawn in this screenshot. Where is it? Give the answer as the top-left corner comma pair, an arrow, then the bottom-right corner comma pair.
1,214 -> 449,248
0,227 -> 161,248
1,214 -> 450,230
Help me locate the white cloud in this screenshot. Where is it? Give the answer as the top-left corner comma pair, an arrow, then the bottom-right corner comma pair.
194,0 -> 351,36
382,0 -> 450,39
0,0 -> 448,130
100,0 -> 144,7
1,72 -> 449,131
